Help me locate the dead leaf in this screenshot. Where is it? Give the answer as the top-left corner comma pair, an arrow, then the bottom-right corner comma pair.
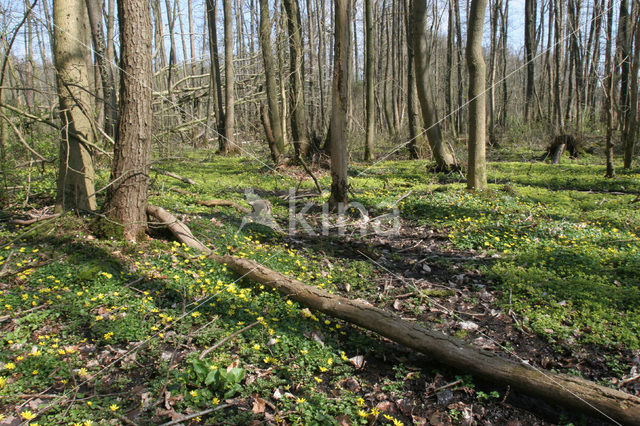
349,355 -> 365,369
252,396 -> 266,414
273,389 -> 282,400
335,414 -> 351,425
375,401 -> 395,413
337,377 -> 360,392
227,360 -> 240,372
459,321 -> 479,331
393,299 -> 402,310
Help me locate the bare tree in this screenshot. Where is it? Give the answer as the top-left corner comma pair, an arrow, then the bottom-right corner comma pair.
604,0 -> 616,177
623,4 -> 640,168
524,0 -> 536,122
259,0 -> 285,162
221,0 -> 239,154
85,0 -> 117,139
103,0 -> 153,240
329,0 -> 349,209
413,0 -> 456,172
53,0 -> 97,212
364,0 -> 375,161
283,0 -> 310,159
466,0 -> 488,190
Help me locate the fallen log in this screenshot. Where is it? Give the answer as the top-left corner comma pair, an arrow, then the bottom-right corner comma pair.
146,205 -> 211,253
147,205 -> 640,425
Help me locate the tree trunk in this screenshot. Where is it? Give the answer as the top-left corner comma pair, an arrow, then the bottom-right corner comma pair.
500,0 -> 508,127
413,0 -> 456,172
53,0 -> 97,212
617,0 -> 632,134
103,0 -> 153,241
623,6 -> 640,168
221,0 -> 238,154
205,0 -> 226,145
404,0 -> 420,159
466,0 -> 488,190
364,0 -> 375,161
85,0 -> 118,140
259,0 -> 284,162
524,0 -> 536,123
446,0 -> 457,136
604,0 -> 616,178
329,0 -> 349,210
553,0 -> 565,132
488,0 -> 500,145
283,0 -> 310,159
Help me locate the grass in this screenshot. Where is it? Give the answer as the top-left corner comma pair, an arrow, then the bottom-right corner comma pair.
1,150 -> 639,424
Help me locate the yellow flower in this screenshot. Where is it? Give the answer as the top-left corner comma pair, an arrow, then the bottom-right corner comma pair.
0,376 -> 5,388
296,397 -> 306,404
358,410 -> 368,417
212,397 -> 220,405
4,362 -> 15,370
104,332 -> 114,340
252,344 -> 261,350
314,376 -> 322,383
356,397 -> 365,407
190,390 -> 198,397
21,410 -> 37,420
109,404 -> 119,411
78,368 -> 88,376
191,311 -> 201,318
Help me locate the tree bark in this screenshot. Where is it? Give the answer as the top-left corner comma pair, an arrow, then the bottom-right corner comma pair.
329,0 -> 349,210
413,0 -> 455,172
364,0 -> 375,161
103,0 -> 153,241
259,0 -> 284,162
466,0 -> 488,190
53,0 -> 97,212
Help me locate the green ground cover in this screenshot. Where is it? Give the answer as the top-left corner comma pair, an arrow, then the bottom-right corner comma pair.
1,153 -> 638,424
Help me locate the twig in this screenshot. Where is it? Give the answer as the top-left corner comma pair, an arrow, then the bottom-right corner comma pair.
199,321 -> 261,360
11,213 -> 61,226
426,379 -> 463,396
159,404 -> 231,426
297,155 -> 323,195
0,249 -> 14,276
618,374 -> 640,388
152,167 -> 197,185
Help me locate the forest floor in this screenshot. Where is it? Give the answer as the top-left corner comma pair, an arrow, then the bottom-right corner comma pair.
0,149 -> 639,425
